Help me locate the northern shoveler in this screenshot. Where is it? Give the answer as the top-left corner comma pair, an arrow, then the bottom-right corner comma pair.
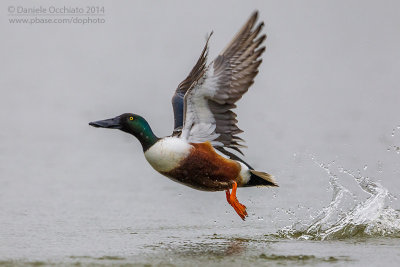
89,11 -> 277,220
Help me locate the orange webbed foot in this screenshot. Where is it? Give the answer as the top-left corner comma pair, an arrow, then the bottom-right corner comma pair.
225,182 -> 248,220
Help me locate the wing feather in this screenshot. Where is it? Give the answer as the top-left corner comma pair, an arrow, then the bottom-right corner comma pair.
180,11 -> 266,154
171,33 -> 212,131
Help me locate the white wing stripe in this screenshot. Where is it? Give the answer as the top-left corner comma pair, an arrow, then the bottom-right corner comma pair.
181,68 -> 222,144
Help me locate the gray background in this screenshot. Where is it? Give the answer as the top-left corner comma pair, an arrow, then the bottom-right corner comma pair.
1,0 -> 399,265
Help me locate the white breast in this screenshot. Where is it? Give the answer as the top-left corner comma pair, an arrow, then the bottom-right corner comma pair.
144,137 -> 192,172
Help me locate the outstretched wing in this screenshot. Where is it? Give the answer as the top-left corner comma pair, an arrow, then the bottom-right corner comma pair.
181,11 -> 266,154
171,34 -> 212,132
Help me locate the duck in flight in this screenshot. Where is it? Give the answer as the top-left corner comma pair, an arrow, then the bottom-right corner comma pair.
89,11 -> 277,220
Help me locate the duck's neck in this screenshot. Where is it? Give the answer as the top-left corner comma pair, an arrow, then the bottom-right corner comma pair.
135,127 -> 159,152
124,119 -> 159,151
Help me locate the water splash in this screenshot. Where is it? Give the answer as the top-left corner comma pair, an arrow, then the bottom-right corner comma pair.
277,157 -> 400,240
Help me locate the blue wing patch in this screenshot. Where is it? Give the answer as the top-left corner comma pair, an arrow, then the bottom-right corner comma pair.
172,90 -> 185,130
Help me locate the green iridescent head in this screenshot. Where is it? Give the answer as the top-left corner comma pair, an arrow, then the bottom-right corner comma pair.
89,113 -> 159,151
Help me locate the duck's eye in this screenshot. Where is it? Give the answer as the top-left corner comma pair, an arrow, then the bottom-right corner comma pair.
129,116 -> 134,121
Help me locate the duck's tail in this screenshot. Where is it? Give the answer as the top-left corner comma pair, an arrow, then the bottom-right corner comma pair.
245,170 -> 278,187
214,147 -> 278,187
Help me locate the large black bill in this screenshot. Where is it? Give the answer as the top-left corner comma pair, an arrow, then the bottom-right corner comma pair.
89,117 -> 121,129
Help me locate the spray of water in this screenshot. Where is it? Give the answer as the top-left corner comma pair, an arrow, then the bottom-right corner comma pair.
277,148 -> 400,240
